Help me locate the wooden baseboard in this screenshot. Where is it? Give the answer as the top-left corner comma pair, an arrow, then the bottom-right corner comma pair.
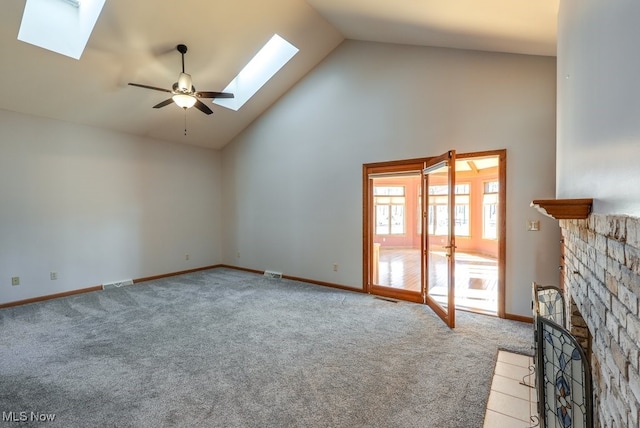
133,265 -> 222,283
505,313 -> 533,323
217,264 -> 263,275
0,285 -> 103,309
282,274 -> 365,294
0,265 -> 223,309
219,265 -> 365,294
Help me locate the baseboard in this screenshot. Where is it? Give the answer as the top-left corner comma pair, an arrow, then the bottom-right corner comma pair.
0,285 -> 103,309
219,264 -> 365,294
504,313 -> 533,323
217,264 -> 263,275
0,265 -> 223,309
282,274 -> 365,294
133,265 -> 222,284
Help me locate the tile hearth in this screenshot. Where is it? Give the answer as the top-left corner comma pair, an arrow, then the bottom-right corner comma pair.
483,350 -> 538,427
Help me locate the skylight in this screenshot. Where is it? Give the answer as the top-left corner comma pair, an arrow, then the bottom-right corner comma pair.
214,34 -> 299,111
18,0 -> 106,60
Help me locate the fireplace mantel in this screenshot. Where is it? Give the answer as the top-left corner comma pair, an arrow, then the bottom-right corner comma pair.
530,198 -> 593,220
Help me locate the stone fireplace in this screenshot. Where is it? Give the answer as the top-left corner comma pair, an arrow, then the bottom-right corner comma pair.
560,214 -> 640,427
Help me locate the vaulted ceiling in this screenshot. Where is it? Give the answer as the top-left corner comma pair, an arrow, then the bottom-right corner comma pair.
0,0 -> 558,149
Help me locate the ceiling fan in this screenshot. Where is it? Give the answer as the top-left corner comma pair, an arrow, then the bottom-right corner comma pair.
128,44 -> 234,115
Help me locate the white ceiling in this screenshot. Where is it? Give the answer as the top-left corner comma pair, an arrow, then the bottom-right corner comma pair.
0,0 -> 558,149
308,0 -> 559,57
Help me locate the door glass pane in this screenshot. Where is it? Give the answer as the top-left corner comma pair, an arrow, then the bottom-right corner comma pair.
371,174 -> 421,292
427,165 -> 451,310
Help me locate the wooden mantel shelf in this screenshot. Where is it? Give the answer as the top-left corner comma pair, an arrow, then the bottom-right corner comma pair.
530,198 -> 593,220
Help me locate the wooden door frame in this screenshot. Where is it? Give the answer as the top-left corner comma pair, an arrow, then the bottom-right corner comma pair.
423,150 -> 457,327
362,149 -> 507,318
362,158 -> 429,303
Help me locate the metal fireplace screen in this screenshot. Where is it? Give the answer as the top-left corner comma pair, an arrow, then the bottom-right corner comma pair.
534,284 -> 566,327
537,317 -> 593,428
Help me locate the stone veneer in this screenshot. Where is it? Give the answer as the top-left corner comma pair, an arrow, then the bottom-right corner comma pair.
560,214 -> 640,427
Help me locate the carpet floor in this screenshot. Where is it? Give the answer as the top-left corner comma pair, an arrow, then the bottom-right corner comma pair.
0,268 -> 532,427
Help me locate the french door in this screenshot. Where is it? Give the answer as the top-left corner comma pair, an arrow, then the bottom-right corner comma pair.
365,161 -> 425,304
423,151 -> 456,328
363,151 -> 457,328
364,150 -> 506,326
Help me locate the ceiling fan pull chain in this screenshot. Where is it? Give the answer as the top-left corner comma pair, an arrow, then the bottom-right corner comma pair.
184,109 -> 187,136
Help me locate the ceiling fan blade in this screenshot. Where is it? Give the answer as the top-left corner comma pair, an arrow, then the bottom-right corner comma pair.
194,99 -> 213,115
195,91 -> 234,99
128,83 -> 172,93
153,98 -> 174,109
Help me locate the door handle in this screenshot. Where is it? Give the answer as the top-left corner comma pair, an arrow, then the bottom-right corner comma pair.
442,245 -> 456,257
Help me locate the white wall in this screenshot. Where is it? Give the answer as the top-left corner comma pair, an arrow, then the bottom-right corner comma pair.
222,40 -> 559,317
557,0 -> 640,215
0,109 -> 222,304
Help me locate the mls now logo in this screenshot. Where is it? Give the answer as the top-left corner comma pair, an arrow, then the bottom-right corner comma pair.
2,411 -> 56,422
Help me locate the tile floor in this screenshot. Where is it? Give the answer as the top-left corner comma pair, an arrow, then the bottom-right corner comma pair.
483,350 -> 539,427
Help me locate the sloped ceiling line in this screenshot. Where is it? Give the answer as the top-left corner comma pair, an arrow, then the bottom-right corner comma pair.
1,0 -> 557,149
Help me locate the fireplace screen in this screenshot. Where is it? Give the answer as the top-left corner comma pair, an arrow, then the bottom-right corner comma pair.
537,317 -> 593,428
534,284 -> 566,326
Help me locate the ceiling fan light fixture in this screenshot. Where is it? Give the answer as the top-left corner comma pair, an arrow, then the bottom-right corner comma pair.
177,73 -> 192,92
129,44 -> 230,116
172,94 -> 196,109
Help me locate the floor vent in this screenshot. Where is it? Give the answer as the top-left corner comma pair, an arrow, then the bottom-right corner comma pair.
102,279 -> 134,290
263,270 -> 283,279
374,296 -> 399,303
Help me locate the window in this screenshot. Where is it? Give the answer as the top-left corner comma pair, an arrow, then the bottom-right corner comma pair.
18,0 -> 106,59
374,186 -> 405,235
427,184 -> 470,236
454,184 -> 470,236
214,34 -> 299,111
483,181 -> 499,239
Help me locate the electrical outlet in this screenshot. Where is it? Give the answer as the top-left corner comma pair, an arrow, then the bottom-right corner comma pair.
50,272 -> 58,280
11,277 -> 20,286
185,253 -> 190,261
333,263 -> 338,272
527,220 -> 540,231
